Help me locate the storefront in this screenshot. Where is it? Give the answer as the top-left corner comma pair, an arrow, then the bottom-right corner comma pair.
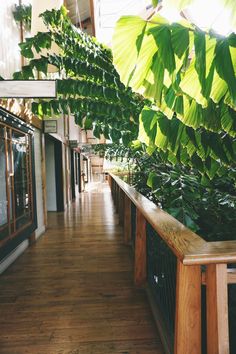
0,107 -> 37,261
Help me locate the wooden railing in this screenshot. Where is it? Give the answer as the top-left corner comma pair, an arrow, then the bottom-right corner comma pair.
109,173 -> 236,354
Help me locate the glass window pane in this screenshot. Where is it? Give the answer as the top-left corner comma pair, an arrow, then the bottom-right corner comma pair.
0,126 -> 9,240
12,130 -> 31,230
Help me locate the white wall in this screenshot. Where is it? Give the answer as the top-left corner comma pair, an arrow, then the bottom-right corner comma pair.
34,129 -> 46,239
0,2 -> 45,273
69,115 -> 81,141
45,137 -> 57,211
0,1 -> 21,78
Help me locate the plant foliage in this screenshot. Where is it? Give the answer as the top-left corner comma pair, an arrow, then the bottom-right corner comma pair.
13,4 -> 32,29
12,6 -> 146,144
96,143 -> 236,241
112,13 -> 236,175
10,4 -> 236,242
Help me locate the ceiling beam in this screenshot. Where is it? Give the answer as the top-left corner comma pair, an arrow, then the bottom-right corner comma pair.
89,0 -> 96,36
0,80 -> 56,98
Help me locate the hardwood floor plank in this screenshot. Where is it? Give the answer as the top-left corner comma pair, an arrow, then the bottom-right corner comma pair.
0,183 -> 164,354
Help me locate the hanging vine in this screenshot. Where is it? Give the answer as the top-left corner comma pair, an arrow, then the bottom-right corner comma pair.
13,3 -> 32,29
12,6 -> 147,144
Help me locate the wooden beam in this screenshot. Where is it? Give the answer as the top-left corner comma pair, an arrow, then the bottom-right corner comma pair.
202,268 -> 236,284
174,261 -> 201,354
206,264 -> 229,354
0,81 -> 56,98
89,0 -> 96,36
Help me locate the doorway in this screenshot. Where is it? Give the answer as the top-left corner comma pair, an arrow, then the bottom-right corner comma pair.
45,136 -> 64,212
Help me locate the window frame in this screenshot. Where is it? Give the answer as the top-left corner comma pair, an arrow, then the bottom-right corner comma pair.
0,107 -> 37,261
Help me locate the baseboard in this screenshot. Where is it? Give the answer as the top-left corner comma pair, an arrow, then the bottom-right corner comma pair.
0,240 -> 29,274
35,225 -> 46,240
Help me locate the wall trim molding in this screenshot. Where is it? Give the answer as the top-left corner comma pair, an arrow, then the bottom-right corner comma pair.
35,226 -> 46,240
0,240 -> 29,274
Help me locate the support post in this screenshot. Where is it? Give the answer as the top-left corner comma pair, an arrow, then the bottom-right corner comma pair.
124,195 -> 132,245
41,133 -> 47,228
115,185 -> 119,212
174,261 -> 201,354
206,264 -> 229,354
108,174 -> 112,189
119,189 -> 124,226
134,209 -> 146,287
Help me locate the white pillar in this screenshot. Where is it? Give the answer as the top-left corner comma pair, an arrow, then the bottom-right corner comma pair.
31,0 -> 63,35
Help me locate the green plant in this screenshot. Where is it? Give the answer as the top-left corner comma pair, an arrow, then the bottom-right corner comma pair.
112,11 -> 236,176
96,143 -> 236,240
13,4 -> 32,29
12,6 -> 146,144
10,5 -> 236,241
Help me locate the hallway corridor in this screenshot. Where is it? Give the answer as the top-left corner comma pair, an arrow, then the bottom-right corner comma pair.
0,182 -> 164,354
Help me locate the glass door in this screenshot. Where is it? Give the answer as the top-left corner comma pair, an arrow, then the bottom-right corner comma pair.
0,126 -> 9,241
0,121 -> 34,246
12,130 -> 32,231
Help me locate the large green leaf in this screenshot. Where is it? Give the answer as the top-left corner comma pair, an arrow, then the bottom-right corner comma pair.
171,23 -> 190,59
215,40 -> 236,105
210,71 -> 228,104
143,52 -> 164,104
149,23 -> 176,74
180,59 -> 207,106
112,16 -> 147,86
129,21 -> 159,90
138,106 -> 158,144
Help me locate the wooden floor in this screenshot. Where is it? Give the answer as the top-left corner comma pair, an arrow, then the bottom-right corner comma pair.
0,182 -> 164,354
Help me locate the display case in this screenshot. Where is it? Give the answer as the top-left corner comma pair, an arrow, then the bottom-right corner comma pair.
0,108 -> 37,260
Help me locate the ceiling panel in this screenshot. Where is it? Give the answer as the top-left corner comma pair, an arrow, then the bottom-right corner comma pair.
66,0 -> 91,23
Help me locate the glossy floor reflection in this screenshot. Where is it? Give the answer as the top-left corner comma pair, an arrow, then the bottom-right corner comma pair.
0,182 -> 164,354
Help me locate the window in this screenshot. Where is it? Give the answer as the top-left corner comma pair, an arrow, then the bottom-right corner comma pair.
0,126 -> 8,240
0,109 -> 36,252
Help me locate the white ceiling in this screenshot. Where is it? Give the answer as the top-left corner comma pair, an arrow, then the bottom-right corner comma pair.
93,0 -> 153,44
66,0 -> 91,24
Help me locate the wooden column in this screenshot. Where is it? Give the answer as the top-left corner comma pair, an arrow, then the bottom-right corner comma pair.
134,209 -> 147,287
115,185 -> 119,212
89,0 -> 96,36
64,144 -> 69,205
119,189 -> 124,226
41,133 -> 47,228
124,196 -> 132,245
206,264 -> 229,354
113,182 -> 116,204
111,177 -> 114,197
174,261 -> 201,354
108,174 -> 112,189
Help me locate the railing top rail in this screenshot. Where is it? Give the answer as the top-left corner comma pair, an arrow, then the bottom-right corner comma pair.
110,173 -> 236,266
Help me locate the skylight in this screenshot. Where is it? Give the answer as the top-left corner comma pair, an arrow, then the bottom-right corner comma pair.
159,0 -> 234,36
